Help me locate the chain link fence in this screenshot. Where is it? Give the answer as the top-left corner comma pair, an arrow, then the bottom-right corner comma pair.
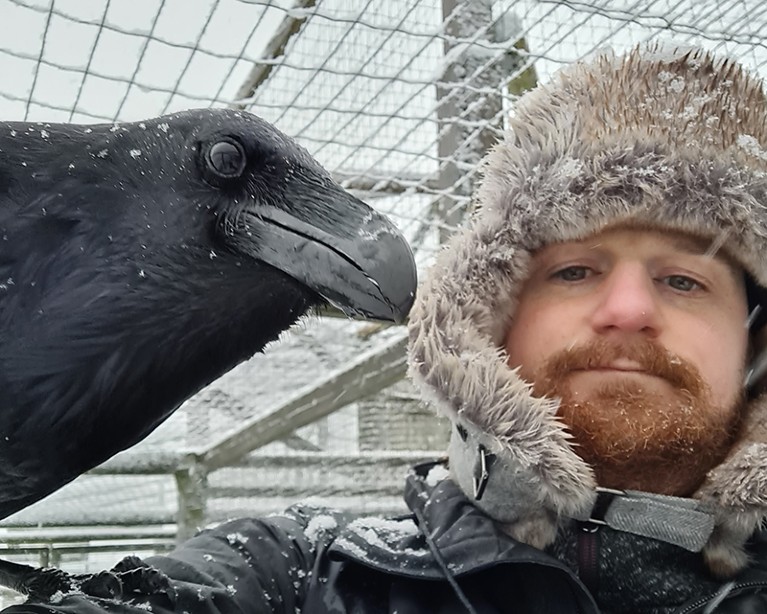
0,0 -> 766,600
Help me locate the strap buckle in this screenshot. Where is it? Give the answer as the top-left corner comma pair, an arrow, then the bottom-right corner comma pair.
585,487 -> 626,526
472,445 -> 494,501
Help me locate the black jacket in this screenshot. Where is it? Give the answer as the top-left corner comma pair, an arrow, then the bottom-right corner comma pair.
5,462 -> 767,614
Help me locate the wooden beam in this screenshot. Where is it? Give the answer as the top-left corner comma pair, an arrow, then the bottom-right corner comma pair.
175,460 -> 208,543
232,0 -> 317,108
333,172 -> 440,195
93,450 -> 186,474
214,450 -> 442,470
200,331 -> 409,470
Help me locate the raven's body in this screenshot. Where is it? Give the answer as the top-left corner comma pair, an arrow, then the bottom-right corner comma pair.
0,109 -> 415,522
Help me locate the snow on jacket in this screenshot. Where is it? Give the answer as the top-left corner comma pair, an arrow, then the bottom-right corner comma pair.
5,461 -> 767,614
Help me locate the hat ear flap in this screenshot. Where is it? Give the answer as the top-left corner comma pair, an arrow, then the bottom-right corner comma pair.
695,395 -> 767,576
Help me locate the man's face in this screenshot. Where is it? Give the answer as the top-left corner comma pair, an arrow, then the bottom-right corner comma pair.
504,227 -> 750,495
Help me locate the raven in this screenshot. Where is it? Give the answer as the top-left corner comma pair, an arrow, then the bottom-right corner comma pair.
0,108 -> 416,522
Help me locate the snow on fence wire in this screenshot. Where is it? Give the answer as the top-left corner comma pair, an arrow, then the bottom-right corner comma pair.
0,0 -> 766,561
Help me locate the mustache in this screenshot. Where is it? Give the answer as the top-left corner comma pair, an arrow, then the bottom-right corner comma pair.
531,337 -> 743,496
535,338 -> 703,394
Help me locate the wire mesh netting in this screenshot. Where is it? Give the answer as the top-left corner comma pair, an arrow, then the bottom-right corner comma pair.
1,0 -> 766,585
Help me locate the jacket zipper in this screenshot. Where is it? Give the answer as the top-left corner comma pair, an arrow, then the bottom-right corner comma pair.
674,580 -> 767,613
577,522 -> 601,596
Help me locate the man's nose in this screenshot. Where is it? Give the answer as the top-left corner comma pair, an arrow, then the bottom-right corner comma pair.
590,265 -> 662,335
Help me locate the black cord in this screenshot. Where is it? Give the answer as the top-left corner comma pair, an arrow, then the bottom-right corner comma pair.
412,506 -> 479,614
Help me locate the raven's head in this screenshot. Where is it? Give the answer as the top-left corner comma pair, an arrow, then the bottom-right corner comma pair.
195,110 -> 416,323
0,109 -> 417,518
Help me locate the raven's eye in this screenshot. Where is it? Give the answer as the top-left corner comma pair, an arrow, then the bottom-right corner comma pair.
206,139 -> 246,178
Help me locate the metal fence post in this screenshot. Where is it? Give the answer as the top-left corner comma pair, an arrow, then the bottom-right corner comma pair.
436,0 -> 531,241
436,0 -> 498,242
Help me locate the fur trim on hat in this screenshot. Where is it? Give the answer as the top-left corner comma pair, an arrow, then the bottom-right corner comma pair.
408,43 -> 767,576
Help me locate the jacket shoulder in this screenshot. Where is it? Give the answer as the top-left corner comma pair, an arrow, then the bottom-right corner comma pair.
2,506 -> 352,614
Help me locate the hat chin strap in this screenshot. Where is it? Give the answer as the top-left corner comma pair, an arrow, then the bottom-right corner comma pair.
570,488 -> 716,551
449,423 -> 716,552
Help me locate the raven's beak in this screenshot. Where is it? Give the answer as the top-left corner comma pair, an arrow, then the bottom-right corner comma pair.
231,181 -> 417,324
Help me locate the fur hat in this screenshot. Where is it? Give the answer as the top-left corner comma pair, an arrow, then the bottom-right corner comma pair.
407,42 -> 767,577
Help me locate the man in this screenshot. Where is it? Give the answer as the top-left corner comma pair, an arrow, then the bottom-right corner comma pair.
6,43 -> 767,613
407,42 -> 767,610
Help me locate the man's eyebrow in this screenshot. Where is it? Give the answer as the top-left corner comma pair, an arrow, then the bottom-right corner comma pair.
671,232 -> 744,277
674,232 -> 731,260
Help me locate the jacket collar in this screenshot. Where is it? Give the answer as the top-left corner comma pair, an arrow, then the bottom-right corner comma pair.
327,460 -> 586,582
324,461 -> 767,613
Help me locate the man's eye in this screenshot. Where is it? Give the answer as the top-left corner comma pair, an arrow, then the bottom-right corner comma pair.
554,266 -> 590,282
664,275 -> 701,292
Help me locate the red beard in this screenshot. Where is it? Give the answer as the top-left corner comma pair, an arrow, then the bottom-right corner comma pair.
532,338 -> 743,495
